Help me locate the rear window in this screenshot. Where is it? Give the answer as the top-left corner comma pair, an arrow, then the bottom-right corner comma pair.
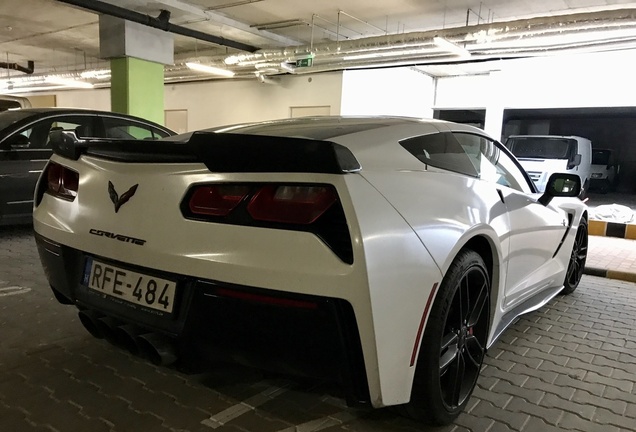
0,110 -> 33,130
506,137 -> 576,159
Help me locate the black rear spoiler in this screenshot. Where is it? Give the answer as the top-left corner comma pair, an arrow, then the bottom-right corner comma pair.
52,131 -> 361,174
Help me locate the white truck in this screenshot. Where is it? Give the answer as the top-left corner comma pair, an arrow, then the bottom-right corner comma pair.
590,148 -> 618,194
505,135 -> 592,197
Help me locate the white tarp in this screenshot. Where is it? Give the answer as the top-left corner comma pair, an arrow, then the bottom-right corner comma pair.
589,204 -> 634,224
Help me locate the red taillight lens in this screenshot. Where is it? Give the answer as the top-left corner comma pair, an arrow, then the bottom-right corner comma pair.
215,288 -> 318,309
46,162 -> 79,201
189,185 -> 250,216
247,185 -> 337,224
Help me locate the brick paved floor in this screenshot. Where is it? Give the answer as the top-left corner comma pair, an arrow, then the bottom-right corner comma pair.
588,236 -> 636,273
2,226 -> 636,432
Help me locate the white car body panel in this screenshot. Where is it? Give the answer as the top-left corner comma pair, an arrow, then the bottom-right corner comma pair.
33,117 -> 588,412
33,154 -> 444,407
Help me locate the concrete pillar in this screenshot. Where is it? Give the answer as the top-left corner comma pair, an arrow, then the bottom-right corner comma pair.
99,15 -> 174,124
110,57 -> 164,125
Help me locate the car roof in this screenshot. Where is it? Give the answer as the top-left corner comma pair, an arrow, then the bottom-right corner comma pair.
218,116 -> 433,140
4,107 -> 152,120
167,116 -> 463,142
162,116 -> 493,172
0,107 -> 175,135
507,135 -> 587,140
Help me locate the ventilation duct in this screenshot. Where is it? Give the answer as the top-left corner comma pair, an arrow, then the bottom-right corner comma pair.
4,8 -> 636,92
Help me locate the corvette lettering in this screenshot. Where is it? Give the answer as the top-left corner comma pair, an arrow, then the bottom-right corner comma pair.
89,229 -> 146,246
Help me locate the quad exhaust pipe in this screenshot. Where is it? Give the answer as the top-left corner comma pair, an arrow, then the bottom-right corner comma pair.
77,310 -> 178,366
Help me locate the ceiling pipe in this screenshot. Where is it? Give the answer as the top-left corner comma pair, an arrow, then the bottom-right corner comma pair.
7,8 -> 636,94
55,0 -> 259,52
223,9 -> 636,67
0,60 -> 35,74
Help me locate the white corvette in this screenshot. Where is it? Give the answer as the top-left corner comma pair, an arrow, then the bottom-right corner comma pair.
33,117 -> 587,425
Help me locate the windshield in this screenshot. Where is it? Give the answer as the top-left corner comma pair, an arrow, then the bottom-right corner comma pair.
506,137 -> 576,159
0,110 -> 33,131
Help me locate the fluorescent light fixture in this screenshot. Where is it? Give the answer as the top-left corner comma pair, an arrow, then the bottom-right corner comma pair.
252,19 -> 308,30
433,36 -> 471,58
473,27 -> 636,51
224,55 -> 241,65
343,48 -> 432,61
1,85 -> 69,94
45,76 -> 94,88
186,62 -> 235,77
80,69 -> 111,79
279,62 -> 296,73
254,62 -> 281,70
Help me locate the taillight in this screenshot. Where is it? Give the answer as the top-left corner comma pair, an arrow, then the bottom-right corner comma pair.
46,162 -> 79,201
247,185 -> 337,224
181,182 -> 352,263
188,185 -> 250,216
215,287 -> 318,309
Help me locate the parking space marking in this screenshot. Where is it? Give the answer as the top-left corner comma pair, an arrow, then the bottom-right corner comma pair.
275,410 -> 359,432
201,381 -> 292,429
0,286 -> 31,297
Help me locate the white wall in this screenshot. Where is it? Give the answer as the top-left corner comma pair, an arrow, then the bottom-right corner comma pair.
434,74 -> 491,109
22,71 -> 344,131
26,67 -> 437,132
164,71 -> 343,130
341,67 -> 435,118
53,88 -> 111,110
435,50 -> 636,138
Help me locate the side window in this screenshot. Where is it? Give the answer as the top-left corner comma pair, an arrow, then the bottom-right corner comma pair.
102,117 -> 169,140
454,132 -> 533,193
400,132 -> 479,177
6,116 -> 94,150
3,131 -> 31,149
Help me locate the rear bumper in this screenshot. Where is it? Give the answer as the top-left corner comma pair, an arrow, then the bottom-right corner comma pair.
35,232 -> 370,406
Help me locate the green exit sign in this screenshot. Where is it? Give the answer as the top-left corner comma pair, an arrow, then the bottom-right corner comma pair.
296,58 -> 313,67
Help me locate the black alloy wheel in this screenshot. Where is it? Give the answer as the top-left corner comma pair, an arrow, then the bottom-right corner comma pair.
438,259 -> 489,410
400,249 -> 490,425
562,218 -> 588,295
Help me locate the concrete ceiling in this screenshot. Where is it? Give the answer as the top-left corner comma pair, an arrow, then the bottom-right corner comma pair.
2,0 -> 636,87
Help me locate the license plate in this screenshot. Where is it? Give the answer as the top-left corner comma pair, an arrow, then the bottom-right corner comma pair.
84,258 -> 176,313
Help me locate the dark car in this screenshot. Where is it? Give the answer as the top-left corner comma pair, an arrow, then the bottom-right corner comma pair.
0,108 -> 175,225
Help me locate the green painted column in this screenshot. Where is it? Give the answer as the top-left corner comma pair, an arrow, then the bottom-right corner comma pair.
110,57 -> 164,125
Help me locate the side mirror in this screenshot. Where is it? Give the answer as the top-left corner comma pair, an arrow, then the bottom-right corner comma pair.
567,154 -> 582,169
3,133 -> 30,149
538,173 -> 581,206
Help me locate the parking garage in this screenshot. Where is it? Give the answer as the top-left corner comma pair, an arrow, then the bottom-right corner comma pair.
2,1 -> 636,431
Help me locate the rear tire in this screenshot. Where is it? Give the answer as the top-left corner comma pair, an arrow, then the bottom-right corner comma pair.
561,218 -> 588,295
399,249 -> 490,425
